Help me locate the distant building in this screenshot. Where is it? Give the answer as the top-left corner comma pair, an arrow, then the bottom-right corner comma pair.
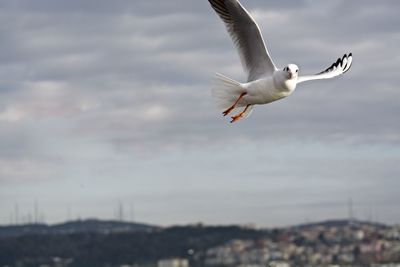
158,258 -> 189,267
268,261 -> 290,267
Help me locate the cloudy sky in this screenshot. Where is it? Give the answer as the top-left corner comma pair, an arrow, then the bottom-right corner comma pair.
0,0 -> 399,227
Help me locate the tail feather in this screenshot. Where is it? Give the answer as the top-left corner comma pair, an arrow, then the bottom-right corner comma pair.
214,73 -> 241,87
211,73 -> 246,111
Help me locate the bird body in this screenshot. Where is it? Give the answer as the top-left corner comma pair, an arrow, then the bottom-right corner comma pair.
242,74 -> 294,105
208,0 -> 353,123
246,70 -> 297,104
213,67 -> 298,119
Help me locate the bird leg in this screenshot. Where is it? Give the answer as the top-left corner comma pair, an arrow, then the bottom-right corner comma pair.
222,92 -> 247,117
230,104 -> 251,123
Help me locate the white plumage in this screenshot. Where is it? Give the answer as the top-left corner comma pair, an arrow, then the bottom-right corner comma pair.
208,0 -> 353,123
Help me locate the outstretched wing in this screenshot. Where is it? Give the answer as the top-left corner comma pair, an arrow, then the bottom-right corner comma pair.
297,53 -> 353,84
208,0 -> 277,81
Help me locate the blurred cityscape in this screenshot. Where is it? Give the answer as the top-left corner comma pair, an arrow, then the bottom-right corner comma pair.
0,219 -> 399,267
202,220 -> 400,267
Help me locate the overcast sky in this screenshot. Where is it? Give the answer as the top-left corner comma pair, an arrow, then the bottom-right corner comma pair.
0,0 -> 399,227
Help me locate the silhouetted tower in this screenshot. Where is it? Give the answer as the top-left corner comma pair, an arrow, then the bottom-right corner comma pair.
348,197 -> 354,224
67,206 -> 71,221
34,200 -> 39,224
117,201 -> 124,221
14,203 -> 19,225
129,202 -> 135,222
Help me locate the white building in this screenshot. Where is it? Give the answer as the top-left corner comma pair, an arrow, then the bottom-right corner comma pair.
158,258 -> 189,267
268,261 -> 290,267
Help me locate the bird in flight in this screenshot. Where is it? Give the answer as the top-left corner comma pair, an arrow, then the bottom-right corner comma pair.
208,0 -> 353,123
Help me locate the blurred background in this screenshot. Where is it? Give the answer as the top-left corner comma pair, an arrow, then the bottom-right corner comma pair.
0,0 -> 399,266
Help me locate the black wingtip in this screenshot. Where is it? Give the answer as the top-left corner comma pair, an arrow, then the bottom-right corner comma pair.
317,53 -> 353,75
344,53 -> 353,60
342,53 -> 353,74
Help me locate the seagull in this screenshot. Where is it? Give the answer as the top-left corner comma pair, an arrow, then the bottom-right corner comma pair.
208,0 -> 353,123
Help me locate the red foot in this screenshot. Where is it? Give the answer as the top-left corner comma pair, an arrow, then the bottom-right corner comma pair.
230,104 -> 250,123
222,107 -> 234,117
222,92 -> 247,117
230,114 -> 244,123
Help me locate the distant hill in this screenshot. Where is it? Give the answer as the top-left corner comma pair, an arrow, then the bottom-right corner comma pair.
0,218 -> 391,239
0,224 -> 264,267
292,219 -> 388,230
0,219 -> 158,238
0,219 -> 396,267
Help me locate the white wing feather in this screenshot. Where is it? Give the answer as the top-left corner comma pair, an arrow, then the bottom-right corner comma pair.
208,0 -> 277,82
297,53 -> 353,84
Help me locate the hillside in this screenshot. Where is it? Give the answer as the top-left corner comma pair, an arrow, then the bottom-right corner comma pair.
0,219 -> 157,238
0,219 -> 398,267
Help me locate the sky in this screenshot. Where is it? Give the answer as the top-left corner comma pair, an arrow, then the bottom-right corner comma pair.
0,0 -> 399,227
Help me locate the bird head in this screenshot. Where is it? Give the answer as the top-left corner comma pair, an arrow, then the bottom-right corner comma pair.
283,64 -> 299,80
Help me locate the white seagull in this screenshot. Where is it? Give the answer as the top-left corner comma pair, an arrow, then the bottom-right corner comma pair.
208,0 -> 353,123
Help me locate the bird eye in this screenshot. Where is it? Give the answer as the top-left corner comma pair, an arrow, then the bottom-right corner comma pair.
296,69 -> 298,73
